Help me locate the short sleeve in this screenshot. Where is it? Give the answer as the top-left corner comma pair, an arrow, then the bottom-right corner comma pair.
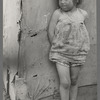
79,9 -> 89,19
83,10 -> 88,19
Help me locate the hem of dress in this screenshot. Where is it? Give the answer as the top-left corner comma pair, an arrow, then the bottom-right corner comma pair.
49,52 -> 86,67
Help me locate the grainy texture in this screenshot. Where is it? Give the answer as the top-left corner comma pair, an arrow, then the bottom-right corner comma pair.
78,0 -> 97,86
3,0 -> 97,100
36,85 -> 97,100
3,0 -> 21,100
20,0 -> 97,99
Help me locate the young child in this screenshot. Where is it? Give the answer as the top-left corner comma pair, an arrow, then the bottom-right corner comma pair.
48,0 -> 90,100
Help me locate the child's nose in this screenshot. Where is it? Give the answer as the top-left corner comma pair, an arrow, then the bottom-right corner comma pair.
61,0 -> 66,4
61,0 -> 67,4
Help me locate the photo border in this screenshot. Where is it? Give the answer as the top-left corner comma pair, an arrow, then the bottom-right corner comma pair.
0,0 -> 99,100
0,0 -> 3,99
97,0 -> 100,100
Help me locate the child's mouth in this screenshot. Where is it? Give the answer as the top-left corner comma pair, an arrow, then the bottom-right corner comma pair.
61,5 -> 67,9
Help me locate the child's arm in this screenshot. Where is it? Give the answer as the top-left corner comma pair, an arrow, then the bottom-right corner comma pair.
83,10 -> 89,25
80,9 -> 89,25
83,11 -> 90,51
48,9 -> 60,44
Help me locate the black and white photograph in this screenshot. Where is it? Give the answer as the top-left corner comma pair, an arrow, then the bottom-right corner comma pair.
3,0 -> 97,100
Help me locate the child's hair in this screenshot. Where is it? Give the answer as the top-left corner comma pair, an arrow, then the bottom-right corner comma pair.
73,0 -> 83,6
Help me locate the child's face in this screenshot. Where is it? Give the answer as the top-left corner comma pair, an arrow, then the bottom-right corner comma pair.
59,0 -> 75,11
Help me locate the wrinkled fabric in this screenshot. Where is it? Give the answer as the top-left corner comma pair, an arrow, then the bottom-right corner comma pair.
49,8 -> 90,67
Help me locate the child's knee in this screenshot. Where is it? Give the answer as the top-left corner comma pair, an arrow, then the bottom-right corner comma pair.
60,79 -> 71,89
71,77 -> 78,86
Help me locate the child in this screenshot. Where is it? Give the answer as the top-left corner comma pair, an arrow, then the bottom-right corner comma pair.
48,0 -> 90,100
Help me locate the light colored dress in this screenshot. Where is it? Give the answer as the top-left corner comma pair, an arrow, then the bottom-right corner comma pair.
49,8 -> 90,67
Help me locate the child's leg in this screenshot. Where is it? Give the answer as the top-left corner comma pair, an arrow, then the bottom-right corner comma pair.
70,66 -> 82,100
56,63 -> 71,100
